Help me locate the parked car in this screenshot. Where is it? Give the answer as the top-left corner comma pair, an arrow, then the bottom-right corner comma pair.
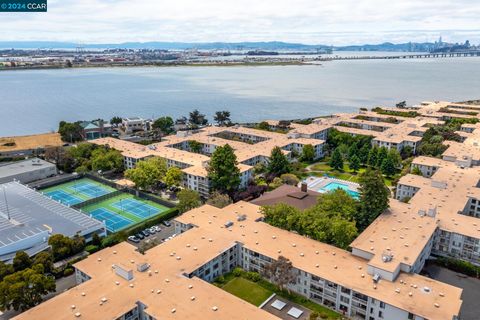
162,220 -> 172,227
149,227 -> 157,234
128,236 -> 140,243
153,225 -> 161,232
135,233 -> 144,240
141,230 -> 150,237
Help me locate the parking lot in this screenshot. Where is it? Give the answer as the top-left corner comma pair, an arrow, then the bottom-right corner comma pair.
127,220 -> 176,249
423,262 -> 480,320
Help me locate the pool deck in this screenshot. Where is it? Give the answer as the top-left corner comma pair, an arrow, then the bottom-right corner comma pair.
302,176 -> 359,193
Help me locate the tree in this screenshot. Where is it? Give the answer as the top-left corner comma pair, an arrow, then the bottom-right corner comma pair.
165,166 -> 183,187
177,189 -> 201,213
91,233 -> 102,247
125,157 -> 167,190
58,121 -> 83,142
357,169 -> 390,230
348,143 -> 359,160
367,146 -> 378,167
0,262 -> 13,282
381,156 -> 396,177
152,116 -> 174,135
263,256 -> 297,293
262,203 -> 301,231
0,267 -> 55,312
208,144 -> 241,194
280,173 -> 299,186
48,234 -> 73,261
388,149 -> 402,169
213,111 -> 231,126
110,116 -> 122,127
329,148 -> 343,171
188,140 -> 203,153
91,148 -> 123,172
358,144 -> 370,165
189,109 -> 208,126
257,121 -> 270,131
33,252 -> 54,274
13,251 -> 31,272
268,146 -> 291,176
269,177 -> 283,189
376,147 -> 388,168
300,144 -> 315,162
400,146 -> 414,159
349,155 -> 360,173
206,192 -> 232,208
411,166 -> 423,176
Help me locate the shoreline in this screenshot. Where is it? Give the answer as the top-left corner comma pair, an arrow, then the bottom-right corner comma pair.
0,60 -> 319,72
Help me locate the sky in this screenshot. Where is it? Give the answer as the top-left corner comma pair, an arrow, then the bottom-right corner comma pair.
1,0 -> 479,45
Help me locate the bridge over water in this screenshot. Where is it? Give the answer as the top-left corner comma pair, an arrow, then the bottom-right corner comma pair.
317,51 -> 480,61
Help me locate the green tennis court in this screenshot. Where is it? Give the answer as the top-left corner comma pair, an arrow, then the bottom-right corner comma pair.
81,193 -> 170,232
42,178 -> 116,205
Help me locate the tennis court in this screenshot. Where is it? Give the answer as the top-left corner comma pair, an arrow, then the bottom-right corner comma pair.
89,208 -> 133,232
42,178 -> 116,205
81,193 -> 171,233
112,198 -> 160,219
45,190 -> 83,206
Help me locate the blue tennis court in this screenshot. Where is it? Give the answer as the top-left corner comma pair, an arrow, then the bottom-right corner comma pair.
44,190 -> 82,206
69,181 -> 112,198
112,198 -> 160,219
89,208 -> 134,232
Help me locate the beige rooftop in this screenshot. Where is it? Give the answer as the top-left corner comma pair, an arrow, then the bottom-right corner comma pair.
15,202 -> 462,320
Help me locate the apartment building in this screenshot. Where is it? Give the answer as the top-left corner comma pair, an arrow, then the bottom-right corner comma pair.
92,125 -> 325,197
14,202 -> 462,320
395,157 -> 480,266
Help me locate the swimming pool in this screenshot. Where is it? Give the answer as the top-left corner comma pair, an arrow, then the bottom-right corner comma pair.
302,176 -> 360,199
321,182 -> 360,198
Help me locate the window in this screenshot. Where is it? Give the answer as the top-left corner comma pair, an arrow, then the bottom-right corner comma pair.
379,302 -> 385,309
378,311 -> 383,318
408,313 -> 414,320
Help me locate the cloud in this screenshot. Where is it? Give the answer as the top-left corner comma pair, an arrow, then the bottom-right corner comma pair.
1,0 -> 479,44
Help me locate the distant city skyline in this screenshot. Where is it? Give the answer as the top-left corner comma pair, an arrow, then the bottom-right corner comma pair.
1,0 -> 479,45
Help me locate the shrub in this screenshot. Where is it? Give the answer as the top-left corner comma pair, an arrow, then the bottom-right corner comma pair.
215,276 -> 225,284
245,271 -> 261,282
85,245 -> 100,254
63,267 -> 74,276
309,312 -> 319,320
232,267 -> 244,277
435,256 -> 480,278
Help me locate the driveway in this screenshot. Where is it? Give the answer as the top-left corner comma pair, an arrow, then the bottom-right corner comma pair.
423,262 -> 480,320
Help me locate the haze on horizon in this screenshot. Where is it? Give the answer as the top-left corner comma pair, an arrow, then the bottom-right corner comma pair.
1,0 -> 479,45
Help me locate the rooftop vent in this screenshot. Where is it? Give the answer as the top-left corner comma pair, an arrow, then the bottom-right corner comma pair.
237,214 -> 247,221
224,221 -> 234,228
373,273 -> 381,283
137,263 -> 150,272
382,251 -> 393,263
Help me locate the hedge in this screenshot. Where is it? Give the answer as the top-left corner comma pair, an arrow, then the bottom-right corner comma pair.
85,245 -> 100,254
435,256 -> 480,278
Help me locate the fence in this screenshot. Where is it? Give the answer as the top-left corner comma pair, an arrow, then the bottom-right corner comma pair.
85,173 -> 176,208
72,190 -> 124,209
30,173 -> 81,189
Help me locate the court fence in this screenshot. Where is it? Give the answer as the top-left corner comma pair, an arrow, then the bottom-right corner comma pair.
72,190 -> 124,210
85,173 -> 176,209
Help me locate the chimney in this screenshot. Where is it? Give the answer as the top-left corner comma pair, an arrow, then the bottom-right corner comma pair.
301,183 -> 307,192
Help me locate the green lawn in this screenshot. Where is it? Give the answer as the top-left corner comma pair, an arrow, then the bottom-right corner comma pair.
221,277 -> 273,306
217,273 -> 342,319
307,160 -> 396,186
